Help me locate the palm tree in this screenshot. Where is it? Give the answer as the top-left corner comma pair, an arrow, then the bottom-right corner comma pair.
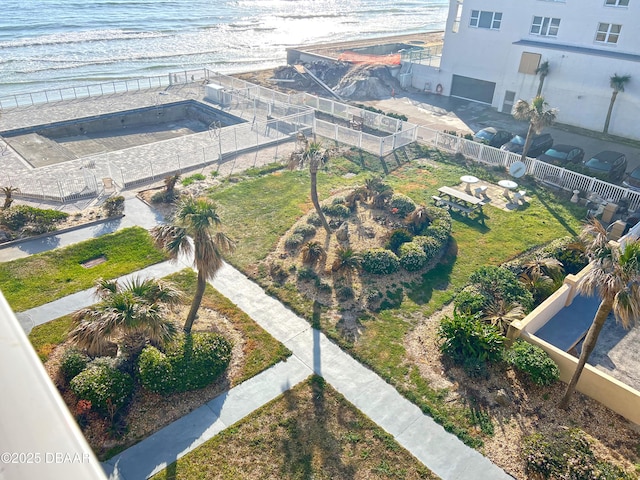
301,241 -> 326,265
512,96 -> 557,162
69,277 -> 182,357
289,133 -> 332,233
331,247 -> 361,273
535,60 -> 550,97
559,219 -> 640,409
151,196 -> 235,333
482,299 -> 525,336
1,186 -> 19,210
603,74 -> 631,134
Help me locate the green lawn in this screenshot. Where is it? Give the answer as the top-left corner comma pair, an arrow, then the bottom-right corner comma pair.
207,150 -> 586,446
0,227 -> 168,312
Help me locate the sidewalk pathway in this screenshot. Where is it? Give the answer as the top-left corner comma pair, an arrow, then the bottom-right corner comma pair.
3,197 -> 513,480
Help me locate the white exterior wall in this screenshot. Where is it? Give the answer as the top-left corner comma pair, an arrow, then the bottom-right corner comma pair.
437,0 -> 640,139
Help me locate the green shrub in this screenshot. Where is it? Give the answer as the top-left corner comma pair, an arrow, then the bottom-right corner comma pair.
331,196 -> 346,205
385,228 -> 413,253
60,347 -> 90,382
413,235 -> 442,261
293,224 -> 317,238
361,248 -> 400,275
297,266 -> 318,281
138,333 -> 232,395
70,364 -> 133,416
398,242 -> 428,272
336,285 -> 355,301
454,287 -> 486,316
438,312 -> 504,364
523,429 -> 635,480
181,173 -> 206,186
307,212 -> 323,226
285,233 -> 304,250
151,190 -> 177,204
389,193 -> 416,217
103,196 -> 125,217
470,266 -> 534,312
321,203 -> 350,219
0,205 -> 68,232
505,340 -> 559,386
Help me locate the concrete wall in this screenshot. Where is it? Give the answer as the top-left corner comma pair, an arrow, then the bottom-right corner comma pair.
509,261 -> 640,425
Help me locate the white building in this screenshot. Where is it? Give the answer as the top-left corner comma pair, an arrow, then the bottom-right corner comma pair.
412,0 -> 640,139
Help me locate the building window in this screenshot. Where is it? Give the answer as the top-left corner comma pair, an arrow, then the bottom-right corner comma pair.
596,23 -> 622,43
531,16 -> 560,36
470,10 -> 502,30
605,0 -> 629,6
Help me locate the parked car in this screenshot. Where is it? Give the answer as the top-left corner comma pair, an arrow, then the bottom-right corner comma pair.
473,127 -> 513,148
537,144 -> 585,166
582,151 -> 627,184
501,133 -> 553,158
623,166 -> 640,192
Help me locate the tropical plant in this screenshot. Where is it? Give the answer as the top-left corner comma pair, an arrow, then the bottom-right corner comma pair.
603,73 -> 631,134
559,219 -> 640,408
407,206 -> 431,234
331,247 -> 361,273
512,96 -> 557,162
519,254 -> 565,304
288,133 -> 332,233
535,60 -> 549,97
151,196 -> 235,333
438,311 -> 505,364
505,339 -> 559,386
364,176 -> 393,208
164,174 -> 181,197
68,277 -> 182,357
1,186 -> 19,210
301,241 -> 326,265
481,299 -> 525,335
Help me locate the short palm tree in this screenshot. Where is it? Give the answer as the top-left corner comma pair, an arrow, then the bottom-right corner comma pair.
331,247 -> 361,273
603,74 -> 631,134
301,241 -> 326,265
1,186 -> 19,210
164,174 -> 181,197
512,96 -> 557,162
69,277 -> 182,357
559,219 -> 640,408
482,299 -> 525,336
151,196 -> 235,333
289,133 -> 332,233
535,60 -> 550,97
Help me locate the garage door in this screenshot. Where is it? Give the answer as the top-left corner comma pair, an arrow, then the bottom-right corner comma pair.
450,75 -> 496,104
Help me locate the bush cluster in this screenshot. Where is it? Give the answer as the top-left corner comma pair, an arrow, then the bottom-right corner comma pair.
398,242 -> 428,272
293,224 -> 316,239
469,266 -> 534,312
0,205 -> 68,232
505,340 -> 559,386
389,193 -> 416,217
306,212 -> 323,226
361,248 -> 400,275
69,364 -> 134,416
321,203 -> 350,219
137,333 -> 232,395
103,196 -> 125,217
285,233 -> 304,250
60,347 -> 90,383
385,228 -> 413,253
438,312 -> 504,364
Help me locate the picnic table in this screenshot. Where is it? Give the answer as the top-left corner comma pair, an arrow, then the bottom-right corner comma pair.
432,186 -> 486,217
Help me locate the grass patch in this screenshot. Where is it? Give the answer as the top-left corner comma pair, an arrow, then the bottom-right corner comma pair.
0,227 -> 167,312
28,315 -> 74,361
180,173 -> 206,186
151,376 -> 437,480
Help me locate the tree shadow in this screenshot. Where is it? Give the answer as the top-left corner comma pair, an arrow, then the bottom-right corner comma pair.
406,239 -> 457,305
532,187 -> 580,237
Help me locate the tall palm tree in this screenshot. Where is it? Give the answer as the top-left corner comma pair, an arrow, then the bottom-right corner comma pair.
559,219 -> 640,408
535,60 -> 550,97
603,74 -> 631,134
69,277 -> 182,357
513,96 -> 557,162
289,133 -> 332,233
151,196 -> 235,333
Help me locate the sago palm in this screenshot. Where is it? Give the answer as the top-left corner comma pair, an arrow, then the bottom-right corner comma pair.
69,277 -> 182,357
512,96 -> 557,162
151,196 -> 235,333
559,219 -> 640,408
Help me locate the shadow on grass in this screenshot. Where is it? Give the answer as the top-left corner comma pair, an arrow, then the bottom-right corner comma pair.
406,239 -> 457,305
531,187 -> 581,237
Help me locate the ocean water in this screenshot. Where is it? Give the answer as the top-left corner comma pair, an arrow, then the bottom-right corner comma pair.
0,0 -> 448,97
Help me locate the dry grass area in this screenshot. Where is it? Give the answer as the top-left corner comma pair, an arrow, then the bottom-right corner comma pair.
404,303 -> 640,479
151,376 -> 438,480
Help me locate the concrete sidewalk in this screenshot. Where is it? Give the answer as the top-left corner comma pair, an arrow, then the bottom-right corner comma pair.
102,264 -> 512,480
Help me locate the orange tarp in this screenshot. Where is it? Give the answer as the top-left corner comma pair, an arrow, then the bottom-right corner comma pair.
337,51 -> 401,65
